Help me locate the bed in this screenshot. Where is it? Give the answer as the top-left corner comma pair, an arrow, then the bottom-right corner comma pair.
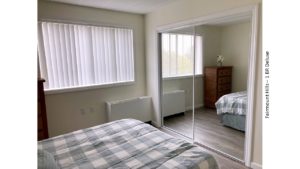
215,91 -> 247,131
38,119 -> 218,169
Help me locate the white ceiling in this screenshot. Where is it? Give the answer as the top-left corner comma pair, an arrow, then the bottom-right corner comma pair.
47,0 -> 180,14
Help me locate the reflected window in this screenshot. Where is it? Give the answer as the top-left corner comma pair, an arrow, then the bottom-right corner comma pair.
162,33 -> 203,78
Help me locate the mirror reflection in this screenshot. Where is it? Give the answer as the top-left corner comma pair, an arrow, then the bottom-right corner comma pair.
161,18 -> 251,161
161,26 -> 198,138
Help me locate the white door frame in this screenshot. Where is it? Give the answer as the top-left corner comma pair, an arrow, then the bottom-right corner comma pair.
156,4 -> 259,167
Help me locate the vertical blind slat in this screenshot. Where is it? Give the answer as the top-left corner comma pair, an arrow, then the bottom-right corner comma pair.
104,28 -> 109,82
63,25 -> 72,86
44,23 -> 54,88
48,23 -> 59,88
58,24 -> 68,87
100,27 -> 106,83
40,23 -> 51,88
123,29 -> 127,81
91,27 -> 98,83
111,29 -> 117,82
53,24 -> 63,88
109,28 -> 114,82
74,26 -> 82,85
129,30 -> 133,80
69,25 -> 78,86
127,30 -> 131,81
95,27 -> 102,83
129,30 -> 134,80
78,26 -> 85,85
115,30 -> 120,81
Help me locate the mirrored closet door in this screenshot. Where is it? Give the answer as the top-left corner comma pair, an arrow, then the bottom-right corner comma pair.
160,26 -> 197,139
193,21 -> 250,161
160,17 -> 251,161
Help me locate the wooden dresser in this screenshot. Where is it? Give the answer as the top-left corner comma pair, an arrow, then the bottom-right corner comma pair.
38,79 -> 49,140
204,66 -> 232,108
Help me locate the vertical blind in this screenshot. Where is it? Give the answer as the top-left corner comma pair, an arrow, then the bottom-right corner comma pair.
162,33 -> 203,78
38,22 -> 134,90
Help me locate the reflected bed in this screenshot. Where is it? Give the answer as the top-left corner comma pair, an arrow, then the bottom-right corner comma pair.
215,91 -> 247,131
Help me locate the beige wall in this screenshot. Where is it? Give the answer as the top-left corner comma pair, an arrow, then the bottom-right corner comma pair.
196,25 -> 222,66
220,22 -> 251,92
38,1 -> 147,137
145,0 -> 261,165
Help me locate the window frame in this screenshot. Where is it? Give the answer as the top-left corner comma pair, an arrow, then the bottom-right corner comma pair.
38,19 -> 137,94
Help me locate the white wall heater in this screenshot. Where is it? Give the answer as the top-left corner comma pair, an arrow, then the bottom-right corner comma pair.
106,96 -> 152,122
162,90 -> 185,117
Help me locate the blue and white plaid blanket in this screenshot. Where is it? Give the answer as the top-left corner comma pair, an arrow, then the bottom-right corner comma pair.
215,91 -> 247,115
38,119 -> 218,169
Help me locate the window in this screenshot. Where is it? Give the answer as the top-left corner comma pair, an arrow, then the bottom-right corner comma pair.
162,33 -> 203,78
38,22 -> 134,90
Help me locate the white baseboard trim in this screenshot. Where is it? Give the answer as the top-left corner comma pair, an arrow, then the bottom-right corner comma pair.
251,162 -> 262,169
185,104 -> 204,111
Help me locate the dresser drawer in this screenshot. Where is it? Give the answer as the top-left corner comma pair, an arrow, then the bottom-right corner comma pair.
218,84 -> 231,91
217,90 -> 231,98
218,76 -> 231,84
218,69 -> 232,77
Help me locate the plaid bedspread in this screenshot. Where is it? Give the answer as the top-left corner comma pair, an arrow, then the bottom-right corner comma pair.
215,91 -> 247,115
38,119 -> 218,169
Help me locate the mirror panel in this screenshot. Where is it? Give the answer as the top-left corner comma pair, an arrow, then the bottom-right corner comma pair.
193,22 -> 250,160
161,26 -> 196,138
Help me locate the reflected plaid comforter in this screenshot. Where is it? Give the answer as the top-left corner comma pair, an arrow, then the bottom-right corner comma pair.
215,91 -> 247,115
38,119 -> 218,169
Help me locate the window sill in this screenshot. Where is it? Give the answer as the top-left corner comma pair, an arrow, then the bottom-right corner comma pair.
44,81 -> 135,95
163,74 -> 203,80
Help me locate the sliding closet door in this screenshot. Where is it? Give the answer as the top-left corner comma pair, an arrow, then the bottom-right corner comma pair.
193,23 -> 249,161
161,27 -> 196,140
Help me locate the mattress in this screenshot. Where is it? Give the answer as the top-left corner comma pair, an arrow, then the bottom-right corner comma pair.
219,114 -> 246,131
215,91 -> 247,131
38,119 -> 218,169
